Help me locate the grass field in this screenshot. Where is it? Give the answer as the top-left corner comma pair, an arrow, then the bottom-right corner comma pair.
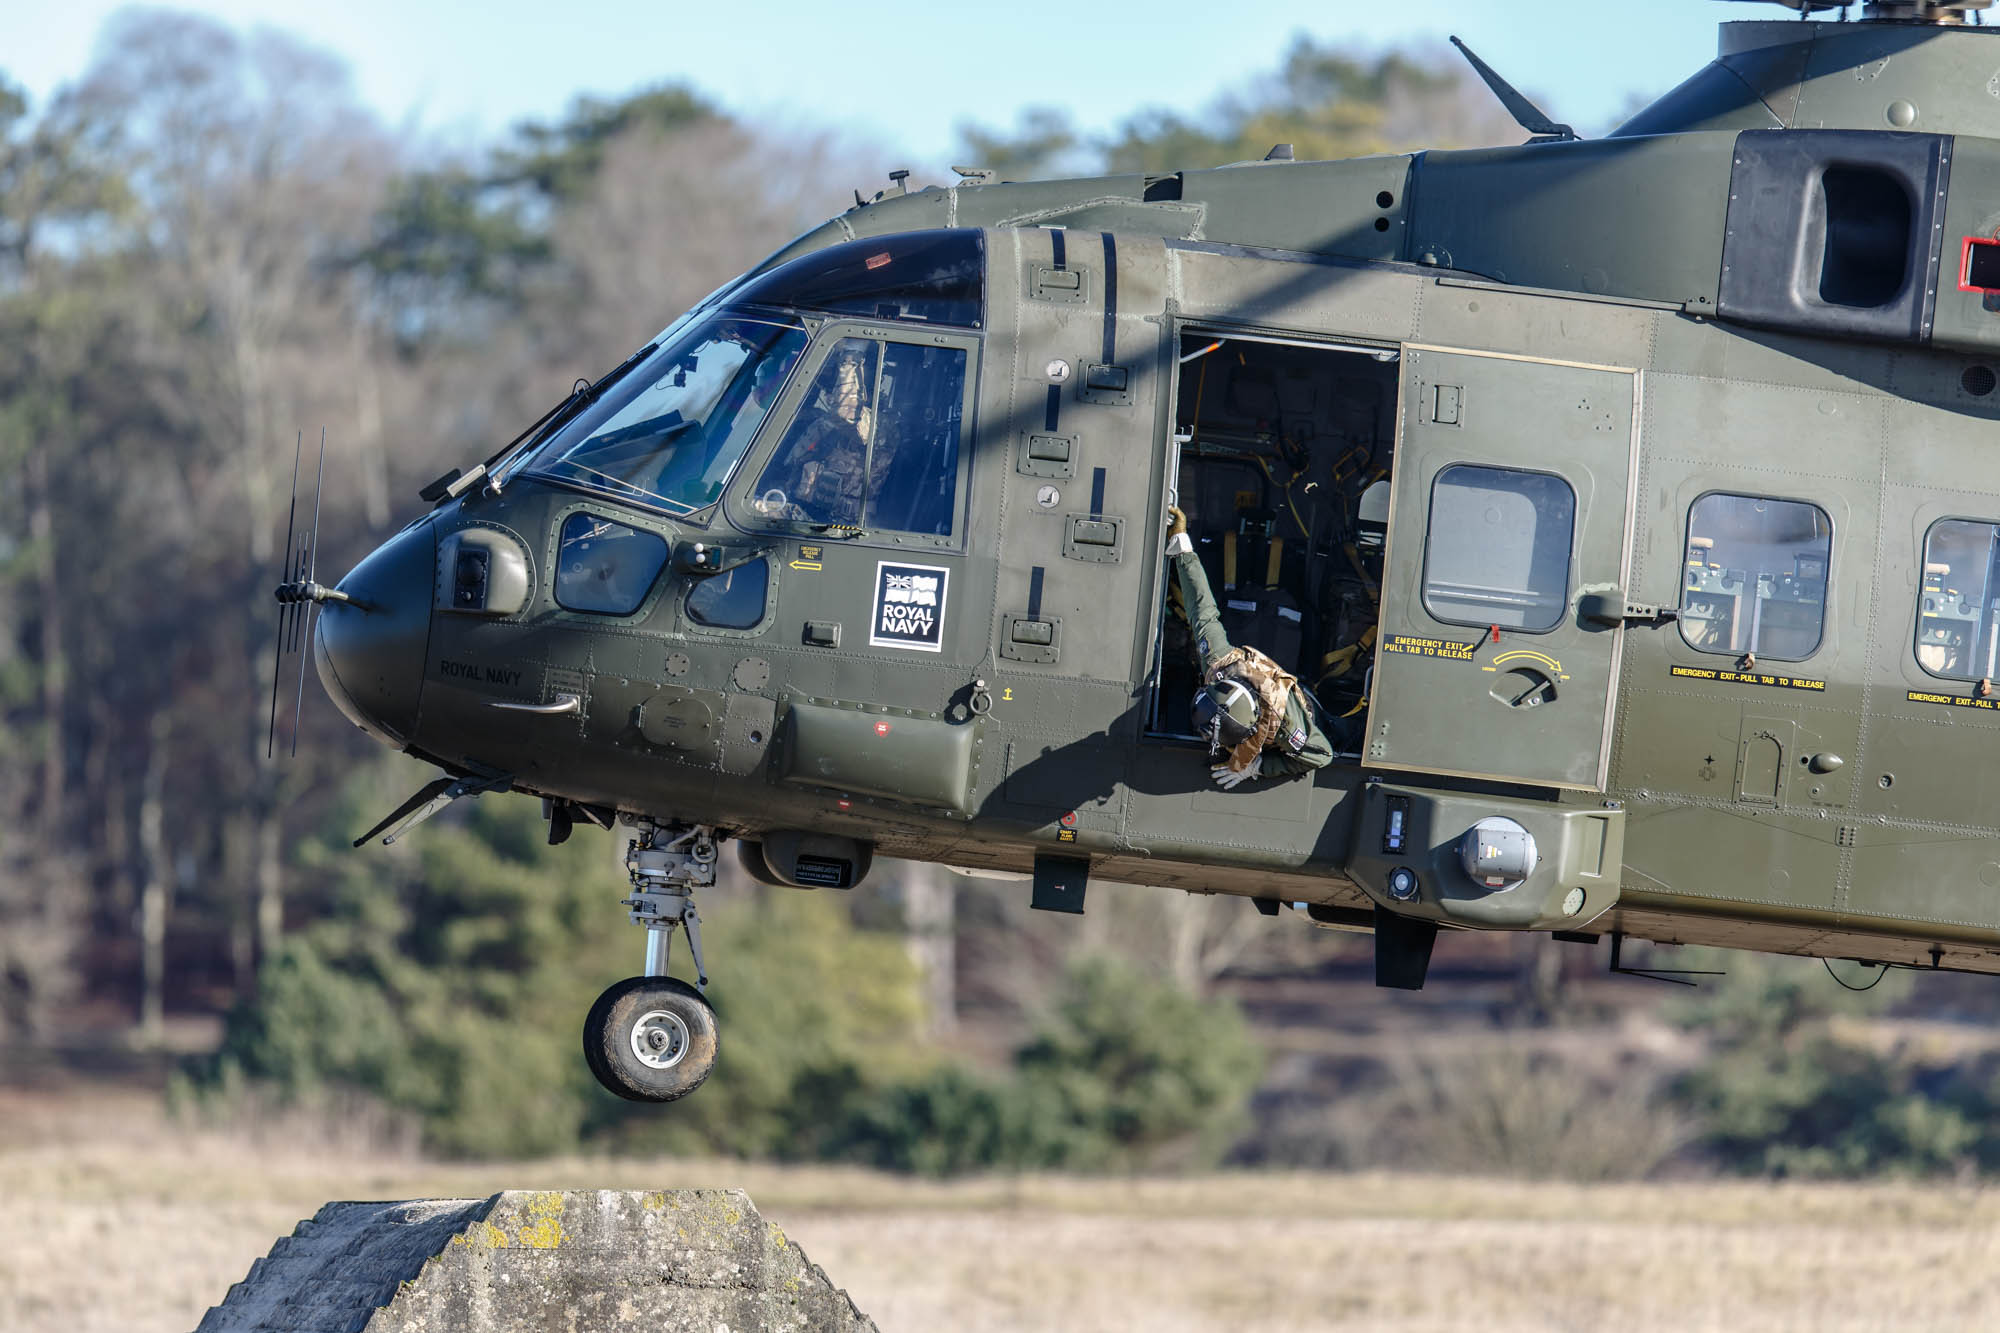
5,1087 -> 1999,1333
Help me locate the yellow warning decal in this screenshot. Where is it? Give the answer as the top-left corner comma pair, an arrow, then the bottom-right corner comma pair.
1907,689 -> 2000,711
1383,634 -> 1480,662
1485,648 -> 1570,682
1671,665 -> 1826,692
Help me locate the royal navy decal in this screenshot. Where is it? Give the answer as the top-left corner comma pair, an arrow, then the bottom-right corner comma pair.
870,561 -> 949,652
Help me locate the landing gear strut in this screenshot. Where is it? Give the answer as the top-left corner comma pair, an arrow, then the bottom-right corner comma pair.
581,820 -> 721,1102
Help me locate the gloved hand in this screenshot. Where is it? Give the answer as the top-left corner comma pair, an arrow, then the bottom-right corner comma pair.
1210,754 -> 1261,788
1166,505 -> 1187,538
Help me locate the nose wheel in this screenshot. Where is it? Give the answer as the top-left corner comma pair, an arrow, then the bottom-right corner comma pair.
582,975 -> 719,1102
583,819 -> 723,1102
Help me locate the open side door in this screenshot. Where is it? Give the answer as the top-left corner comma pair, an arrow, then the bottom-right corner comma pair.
1365,346 -> 1638,791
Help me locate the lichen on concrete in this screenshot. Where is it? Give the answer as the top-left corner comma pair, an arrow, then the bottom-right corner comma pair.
195,1189 -> 878,1333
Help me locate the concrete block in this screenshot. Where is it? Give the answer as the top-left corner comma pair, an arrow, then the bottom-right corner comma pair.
195,1189 -> 876,1333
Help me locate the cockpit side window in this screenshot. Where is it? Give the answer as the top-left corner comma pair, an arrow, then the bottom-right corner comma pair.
751,338 -> 876,528
750,336 -> 967,536
736,230 -> 983,329
866,342 -> 964,535
521,313 -> 808,516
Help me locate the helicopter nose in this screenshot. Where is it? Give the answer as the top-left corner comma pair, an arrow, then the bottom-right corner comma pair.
314,519 -> 435,748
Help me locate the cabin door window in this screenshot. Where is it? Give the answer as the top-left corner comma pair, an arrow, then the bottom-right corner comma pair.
1421,464 -> 1577,634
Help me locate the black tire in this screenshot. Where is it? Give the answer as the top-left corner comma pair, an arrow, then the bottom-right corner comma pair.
582,976 -> 720,1102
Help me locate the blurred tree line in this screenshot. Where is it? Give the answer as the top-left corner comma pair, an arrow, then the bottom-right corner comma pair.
957,38 -> 1519,179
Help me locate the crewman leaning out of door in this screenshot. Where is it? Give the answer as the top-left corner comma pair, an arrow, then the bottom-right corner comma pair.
1166,506 -> 1333,788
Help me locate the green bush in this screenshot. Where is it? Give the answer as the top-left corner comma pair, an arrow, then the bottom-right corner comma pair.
1674,1032 -> 1987,1178
824,1064 -> 1055,1176
1667,951 -> 1992,1178
829,957 -> 1265,1176
1013,956 -> 1264,1169
198,794 -> 626,1157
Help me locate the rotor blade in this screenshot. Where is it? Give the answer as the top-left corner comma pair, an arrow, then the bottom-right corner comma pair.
291,605 -> 316,757
305,427 -> 326,584
266,430 -> 305,759
265,607 -> 286,760
291,428 -> 328,756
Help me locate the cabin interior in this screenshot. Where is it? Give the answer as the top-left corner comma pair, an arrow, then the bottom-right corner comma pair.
1150,329 -> 1402,758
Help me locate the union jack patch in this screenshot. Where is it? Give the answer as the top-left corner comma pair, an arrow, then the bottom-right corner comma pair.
1288,725 -> 1307,752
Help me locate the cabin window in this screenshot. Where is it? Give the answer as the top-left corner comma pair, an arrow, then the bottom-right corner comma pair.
553,512 -> 669,615
750,336 -> 966,536
685,557 -> 770,630
1421,464 -> 1575,633
1679,493 -> 1831,661
1916,519 -> 2000,681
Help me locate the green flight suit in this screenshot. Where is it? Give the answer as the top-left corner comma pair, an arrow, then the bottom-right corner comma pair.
1171,547 -> 1333,780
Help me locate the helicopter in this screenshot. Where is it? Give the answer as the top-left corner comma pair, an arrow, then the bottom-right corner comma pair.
278,0 -> 2000,1102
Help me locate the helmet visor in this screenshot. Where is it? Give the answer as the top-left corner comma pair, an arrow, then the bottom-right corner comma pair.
1192,677 -> 1260,750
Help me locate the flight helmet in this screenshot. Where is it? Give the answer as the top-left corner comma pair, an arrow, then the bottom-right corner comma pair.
1192,676 -> 1261,752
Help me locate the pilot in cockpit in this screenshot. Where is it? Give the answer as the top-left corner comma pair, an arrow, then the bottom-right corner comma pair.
758,342 -> 875,526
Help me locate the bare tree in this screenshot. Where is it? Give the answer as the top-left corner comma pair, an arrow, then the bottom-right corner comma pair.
897,862 -> 958,1036
59,11 -> 398,1001
533,117 -> 868,367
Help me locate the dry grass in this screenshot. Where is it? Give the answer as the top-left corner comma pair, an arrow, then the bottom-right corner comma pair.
5,1088 -> 2000,1333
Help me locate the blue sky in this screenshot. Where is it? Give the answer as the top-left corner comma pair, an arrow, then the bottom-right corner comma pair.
1,2 -> 1746,160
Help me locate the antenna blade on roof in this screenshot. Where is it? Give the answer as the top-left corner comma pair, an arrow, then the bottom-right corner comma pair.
1449,36 -> 1577,142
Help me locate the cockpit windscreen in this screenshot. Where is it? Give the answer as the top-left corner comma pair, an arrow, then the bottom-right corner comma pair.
520,313 -> 809,515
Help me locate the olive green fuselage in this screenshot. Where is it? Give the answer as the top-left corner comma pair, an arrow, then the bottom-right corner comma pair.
326,18 -> 2000,976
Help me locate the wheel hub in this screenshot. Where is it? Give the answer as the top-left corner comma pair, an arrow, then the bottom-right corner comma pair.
629,1008 -> 691,1069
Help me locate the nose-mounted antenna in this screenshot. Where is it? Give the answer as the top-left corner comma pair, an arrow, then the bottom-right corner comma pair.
266,427 -> 351,758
